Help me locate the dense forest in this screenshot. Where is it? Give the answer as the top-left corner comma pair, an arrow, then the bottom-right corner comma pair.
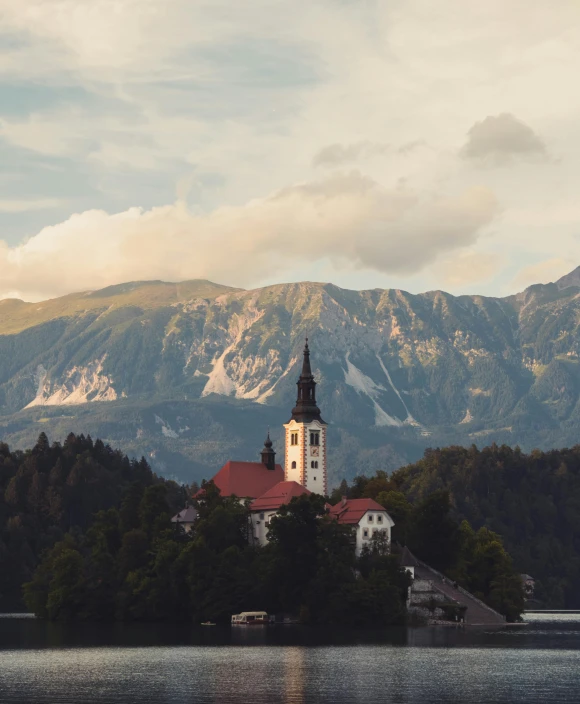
2,433 -> 525,623
23,484 -> 411,626
0,432 -> 186,611
333,443 -> 580,608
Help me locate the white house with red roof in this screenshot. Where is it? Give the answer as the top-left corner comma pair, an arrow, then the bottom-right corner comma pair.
329,498 -> 395,555
249,481 -> 311,546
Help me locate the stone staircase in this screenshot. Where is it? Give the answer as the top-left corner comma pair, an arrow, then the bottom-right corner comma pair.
402,547 -> 506,626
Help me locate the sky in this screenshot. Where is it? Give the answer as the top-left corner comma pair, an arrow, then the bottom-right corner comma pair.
1,0 -> 579,302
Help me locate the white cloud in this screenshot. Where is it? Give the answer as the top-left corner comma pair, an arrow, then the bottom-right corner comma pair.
0,172 -> 498,300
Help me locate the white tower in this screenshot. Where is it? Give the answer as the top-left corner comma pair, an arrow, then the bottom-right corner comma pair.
283,339 -> 327,495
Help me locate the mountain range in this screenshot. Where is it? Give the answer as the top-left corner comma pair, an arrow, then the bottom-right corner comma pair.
2,269 -> 580,485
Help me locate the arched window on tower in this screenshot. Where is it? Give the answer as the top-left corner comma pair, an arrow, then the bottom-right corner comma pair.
291,461 -> 296,469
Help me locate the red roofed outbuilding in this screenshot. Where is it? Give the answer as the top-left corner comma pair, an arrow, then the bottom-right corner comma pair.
329,497 -> 395,555
250,480 -> 311,512
250,480 -> 311,545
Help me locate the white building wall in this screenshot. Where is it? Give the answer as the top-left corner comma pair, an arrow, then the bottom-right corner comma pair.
252,508 -> 394,553
354,510 -> 394,555
283,419 -> 327,495
251,510 -> 277,546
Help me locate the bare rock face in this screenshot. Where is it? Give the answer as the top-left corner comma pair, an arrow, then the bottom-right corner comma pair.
1,273 -> 580,484
556,266 -> 580,291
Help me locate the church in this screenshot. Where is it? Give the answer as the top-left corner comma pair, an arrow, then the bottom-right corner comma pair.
180,339 -> 394,553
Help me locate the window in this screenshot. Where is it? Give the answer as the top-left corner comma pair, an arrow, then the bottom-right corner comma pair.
377,515 -> 383,524
259,513 -> 264,520
313,476 -> 317,481
290,432 -> 298,446
310,461 -> 319,469
368,514 -> 374,523
310,432 -> 320,446
291,461 -> 296,469
363,529 -> 369,538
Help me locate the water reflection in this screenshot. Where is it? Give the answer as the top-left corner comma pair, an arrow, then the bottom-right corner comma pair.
0,615 -> 579,704
284,647 -> 305,704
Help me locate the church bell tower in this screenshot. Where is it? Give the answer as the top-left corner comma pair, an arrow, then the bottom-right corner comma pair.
283,339 -> 327,495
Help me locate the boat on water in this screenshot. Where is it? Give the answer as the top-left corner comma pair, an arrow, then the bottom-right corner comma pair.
231,611 -> 272,625
201,621 -> 216,626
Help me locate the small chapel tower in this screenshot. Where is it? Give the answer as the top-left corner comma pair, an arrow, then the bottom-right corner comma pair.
283,339 -> 327,495
260,431 -> 276,471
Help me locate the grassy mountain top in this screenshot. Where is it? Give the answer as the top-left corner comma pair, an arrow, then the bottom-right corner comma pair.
4,265 -> 580,337
0,280 -> 240,335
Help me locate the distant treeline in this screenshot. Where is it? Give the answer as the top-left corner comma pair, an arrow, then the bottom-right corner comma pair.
334,443 -> 580,609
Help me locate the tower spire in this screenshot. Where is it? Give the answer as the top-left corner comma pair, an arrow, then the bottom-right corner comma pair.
284,337 -> 328,495
290,338 -> 325,424
301,337 -> 313,378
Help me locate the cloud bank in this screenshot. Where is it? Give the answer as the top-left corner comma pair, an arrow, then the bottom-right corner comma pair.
0,172 -> 498,300
1,1 -> 579,297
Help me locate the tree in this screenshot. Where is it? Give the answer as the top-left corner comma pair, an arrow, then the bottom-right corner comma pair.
489,572 -> 525,622
139,485 -> 171,539
376,490 -> 412,546
408,490 -> 459,571
1,434 -> 156,613
23,538 -> 86,621
264,494 -> 326,614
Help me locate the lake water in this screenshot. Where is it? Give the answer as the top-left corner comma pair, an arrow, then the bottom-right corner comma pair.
1,613 -> 579,703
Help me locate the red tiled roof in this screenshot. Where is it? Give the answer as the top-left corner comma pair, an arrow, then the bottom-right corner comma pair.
203,461 -> 285,499
250,481 -> 310,512
329,498 -> 391,525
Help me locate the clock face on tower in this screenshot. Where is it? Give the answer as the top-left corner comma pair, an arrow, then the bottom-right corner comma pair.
311,447 -> 320,457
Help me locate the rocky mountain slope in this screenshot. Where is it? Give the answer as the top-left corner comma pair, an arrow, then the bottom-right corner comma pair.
1,271 -> 580,484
